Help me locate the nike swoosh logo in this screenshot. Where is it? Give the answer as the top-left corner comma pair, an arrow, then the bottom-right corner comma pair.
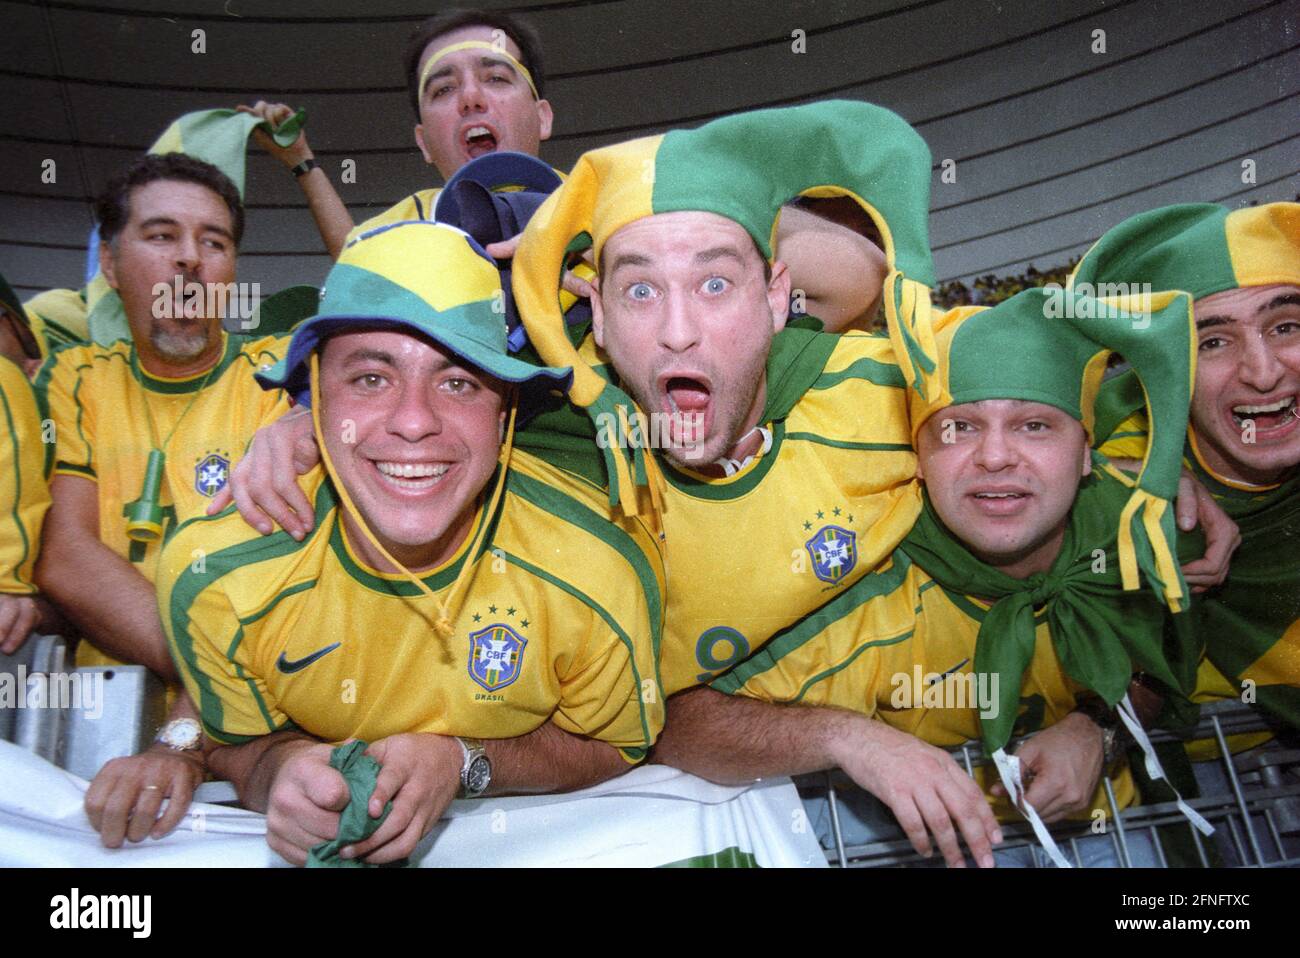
928,658 -> 970,686
276,642 -> 341,674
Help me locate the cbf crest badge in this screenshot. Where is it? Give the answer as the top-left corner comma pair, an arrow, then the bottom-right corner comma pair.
468,623 -> 527,692
805,525 -> 857,584
194,452 -> 231,498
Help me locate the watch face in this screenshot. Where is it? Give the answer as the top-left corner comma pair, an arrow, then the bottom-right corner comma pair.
465,755 -> 491,795
160,718 -> 202,750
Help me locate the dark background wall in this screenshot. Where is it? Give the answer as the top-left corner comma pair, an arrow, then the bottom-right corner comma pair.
1,0 -> 1296,301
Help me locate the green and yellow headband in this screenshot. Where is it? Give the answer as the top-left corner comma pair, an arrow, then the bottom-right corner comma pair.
1069,202 -> 1300,301
895,288 -> 1198,610
513,99 -> 936,513
419,40 -> 539,100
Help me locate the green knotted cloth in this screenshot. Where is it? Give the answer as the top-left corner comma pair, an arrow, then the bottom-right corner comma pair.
899,466 -> 1200,756
306,740 -> 397,869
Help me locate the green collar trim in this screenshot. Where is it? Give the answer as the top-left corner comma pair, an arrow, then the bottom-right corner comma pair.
657,420 -> 786,500
327,467 -> 505,595
130,333 -> 240,394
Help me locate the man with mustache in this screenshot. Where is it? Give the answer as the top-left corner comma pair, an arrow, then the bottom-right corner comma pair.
32,152 -> 291,846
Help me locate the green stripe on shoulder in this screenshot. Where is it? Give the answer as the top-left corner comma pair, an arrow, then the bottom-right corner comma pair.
785,432 -> 912,452
712,551 -> 915,695
506,468 -> 663,664
812,356 -> 906,391
32,343 -> 131,475
168,482 -> 335,738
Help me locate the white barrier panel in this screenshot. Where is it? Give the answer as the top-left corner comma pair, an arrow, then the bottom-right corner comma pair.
0,741 -> 826,868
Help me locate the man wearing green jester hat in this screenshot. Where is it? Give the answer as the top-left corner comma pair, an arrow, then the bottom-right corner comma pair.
1084,202 -> 1300,734
655,287 -> 1214,868
153,220 -> 665,866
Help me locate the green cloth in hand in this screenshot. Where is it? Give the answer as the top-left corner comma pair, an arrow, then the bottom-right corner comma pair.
306,740 -> 399,868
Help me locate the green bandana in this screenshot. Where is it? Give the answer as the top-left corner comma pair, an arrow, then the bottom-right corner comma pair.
894,288 -> 1198,614
306,740 -> 398,869
899,465 -> 1197,756
1069,202 -> 1300,301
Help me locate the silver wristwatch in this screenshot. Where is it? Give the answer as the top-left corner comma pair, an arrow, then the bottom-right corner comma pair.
155,717 -> 203,752
457,737 -> 491,798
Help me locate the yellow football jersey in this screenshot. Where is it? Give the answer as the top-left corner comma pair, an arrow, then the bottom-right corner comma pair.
158,449 -> 665,760
23,287 -> 92,362
346,189 -> 442,246
571,329 -> 921,695
0,358 -> 50,594
33,333 -> 291,666
713,550 -> 1137,820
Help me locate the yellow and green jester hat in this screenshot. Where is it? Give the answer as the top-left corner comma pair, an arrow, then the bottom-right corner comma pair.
1069,201 -> 1300,448
1069,202 -> 1300,303
512,98 -> 936,516
891,285 -> 1199,615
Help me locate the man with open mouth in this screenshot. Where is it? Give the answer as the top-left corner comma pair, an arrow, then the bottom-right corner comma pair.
1080,202 -> 1300,737
656,287 -> 1205,868
512,100 -> 938,698
154,220 -> 664,866
343,9 -> 555,246
211,101 -> 940,701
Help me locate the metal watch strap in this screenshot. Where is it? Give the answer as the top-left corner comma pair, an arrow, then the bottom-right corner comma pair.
457,737 -> 490,798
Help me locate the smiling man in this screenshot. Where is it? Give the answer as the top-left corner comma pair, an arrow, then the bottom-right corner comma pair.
156,221 -> 664,865
1079,202 -> 1300,729
655,288 -> 1204,868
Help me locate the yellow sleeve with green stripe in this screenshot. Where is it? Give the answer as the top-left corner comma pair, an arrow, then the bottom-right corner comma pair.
0,359 -> 50,593
346,188 -> 442,245
506,450 -> 666,761
24,288 -> 91,360
34,343 -> 99,481
157,499 -> 308,744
